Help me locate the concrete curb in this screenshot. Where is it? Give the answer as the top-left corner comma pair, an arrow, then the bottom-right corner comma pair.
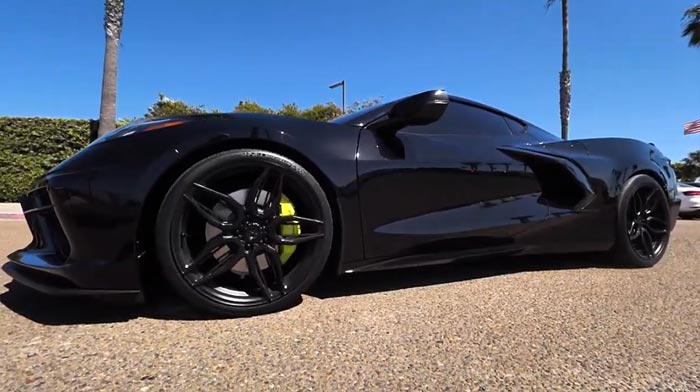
0,214 -> 24,220
0,203 -> 23,221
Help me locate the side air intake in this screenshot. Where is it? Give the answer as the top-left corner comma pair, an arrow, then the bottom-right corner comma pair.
498,146 -> 595,210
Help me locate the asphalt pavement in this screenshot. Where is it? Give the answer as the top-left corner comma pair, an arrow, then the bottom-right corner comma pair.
1,219 -> 699,390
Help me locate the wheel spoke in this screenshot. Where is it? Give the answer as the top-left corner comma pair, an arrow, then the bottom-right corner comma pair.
275,232 -> 326,245
244,168 -> 284,218
639,227 -> 654,256
261,245 -> 286,294
642,222 -> 667,235
269,215 -> 325,245
185,235 -> 224,271
262,174 -> 284,218
183,194 -> 228,229
244,250 -> 273,301
643,188 -> 660,213
628,224 -> 641,240
246,168 -> 269,206
272,215 -> 324,226
646,216 -> 667,230
632,192 -> 643,216
246,168 -> 269,212
192,183 -> 244,225
193,245 -> 244,286
186,236 -> 243,271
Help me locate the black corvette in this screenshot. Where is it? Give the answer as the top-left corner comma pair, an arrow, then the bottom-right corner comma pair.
4,90 -> 681,316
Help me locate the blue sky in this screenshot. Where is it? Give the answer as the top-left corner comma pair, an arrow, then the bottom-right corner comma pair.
0,0 -> 698,161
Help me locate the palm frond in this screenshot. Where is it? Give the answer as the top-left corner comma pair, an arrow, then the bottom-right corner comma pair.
682,5 -> 700,47
104,0 -> 125,40
683,5 -> 700,19
545,0 -> 558,10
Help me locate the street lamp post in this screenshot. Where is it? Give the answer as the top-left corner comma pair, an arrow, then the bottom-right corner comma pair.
329,80 -> 346,114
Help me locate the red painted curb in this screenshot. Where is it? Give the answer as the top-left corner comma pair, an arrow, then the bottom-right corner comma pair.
0,213 -> 24,220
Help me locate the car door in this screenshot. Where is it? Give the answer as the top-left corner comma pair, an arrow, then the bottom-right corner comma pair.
355,100 -> 546,264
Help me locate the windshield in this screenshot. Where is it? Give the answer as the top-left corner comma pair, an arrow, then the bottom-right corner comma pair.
330,102 -> 393,126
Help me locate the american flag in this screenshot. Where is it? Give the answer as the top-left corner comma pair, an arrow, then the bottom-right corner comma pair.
684,119 -> 700,135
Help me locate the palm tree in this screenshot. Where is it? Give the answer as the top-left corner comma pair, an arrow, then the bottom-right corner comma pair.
546,0 -> 570,140
683,5 -> 700,47
97,0 -> 125,137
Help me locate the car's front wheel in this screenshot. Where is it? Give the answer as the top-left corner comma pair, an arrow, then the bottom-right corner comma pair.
611,174 -> 671,268
155,149 -> 333,317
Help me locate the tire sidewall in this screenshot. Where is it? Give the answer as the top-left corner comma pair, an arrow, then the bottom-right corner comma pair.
155,149 -> 333,317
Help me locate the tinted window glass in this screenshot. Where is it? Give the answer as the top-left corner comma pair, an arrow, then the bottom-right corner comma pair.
526,125 -> 561,142
331,102 -> 393,126
404,102 -> 512,136
505,117 -> 525,134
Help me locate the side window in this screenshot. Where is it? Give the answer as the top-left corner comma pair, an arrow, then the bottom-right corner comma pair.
402,102 -> 513,136
505,117 -> 525,134
526,125 -> 561,142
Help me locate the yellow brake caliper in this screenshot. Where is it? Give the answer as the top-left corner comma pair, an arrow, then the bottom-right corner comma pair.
278,195 -> 300,264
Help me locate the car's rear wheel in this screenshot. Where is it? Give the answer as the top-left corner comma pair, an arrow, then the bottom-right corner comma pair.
611,174 -> 670,268
155,149 -> 333,317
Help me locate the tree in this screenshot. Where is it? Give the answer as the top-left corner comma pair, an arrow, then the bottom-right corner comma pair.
299,103 -> 343,122
683,5 -> 700,47
546,0 -> 571,140
672,150 -> 700,181
277,103 -> 302,118
234,100 -> 274,114
234,101 -> 342,122
346,98 -> 383,114
97,0 -> 125,137
145,93 -> 207,118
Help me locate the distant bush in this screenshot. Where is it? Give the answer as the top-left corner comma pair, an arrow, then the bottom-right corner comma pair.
0,117 -> 90,202
233,100 -> 343,122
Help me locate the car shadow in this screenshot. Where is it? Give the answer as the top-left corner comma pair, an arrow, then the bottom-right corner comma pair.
308,253 -> 612,299
0,281 -> 210,325
1,254 -> 614,325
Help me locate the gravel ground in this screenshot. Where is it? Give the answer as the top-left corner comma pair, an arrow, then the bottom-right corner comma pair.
1,220 -> 699,391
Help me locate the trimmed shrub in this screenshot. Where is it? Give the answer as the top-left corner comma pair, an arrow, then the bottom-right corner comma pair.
0,117 -> 90,202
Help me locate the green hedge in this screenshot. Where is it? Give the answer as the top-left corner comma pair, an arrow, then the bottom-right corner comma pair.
0,117 -> 90,202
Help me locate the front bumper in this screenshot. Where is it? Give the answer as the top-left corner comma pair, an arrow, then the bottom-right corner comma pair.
670,197 -> 681,228
3,122 -> 221,298
3,171 -> 143,297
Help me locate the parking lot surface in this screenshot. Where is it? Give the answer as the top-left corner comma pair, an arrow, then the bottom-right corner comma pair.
1,220 -> 699,390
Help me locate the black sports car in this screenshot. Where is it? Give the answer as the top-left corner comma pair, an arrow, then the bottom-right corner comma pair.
4,90 -> 681,317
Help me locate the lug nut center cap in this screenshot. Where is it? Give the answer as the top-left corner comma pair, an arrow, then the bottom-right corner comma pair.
239,220 -> 265,244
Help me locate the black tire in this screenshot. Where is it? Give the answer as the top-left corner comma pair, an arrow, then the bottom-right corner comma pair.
610,174 -> 671,268
155,149 -> 333,317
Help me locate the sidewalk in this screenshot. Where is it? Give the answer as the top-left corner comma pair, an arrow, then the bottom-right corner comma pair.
0,203 -> 23,220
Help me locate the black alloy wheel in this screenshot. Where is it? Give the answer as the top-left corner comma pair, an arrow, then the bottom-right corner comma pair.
612,174 -> 670,268
155,149 -> 333,317
626,186 -> 669,260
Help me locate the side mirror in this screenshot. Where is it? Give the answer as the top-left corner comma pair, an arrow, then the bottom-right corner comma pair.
388,89 -> 449,126
369,90 -> 449,135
